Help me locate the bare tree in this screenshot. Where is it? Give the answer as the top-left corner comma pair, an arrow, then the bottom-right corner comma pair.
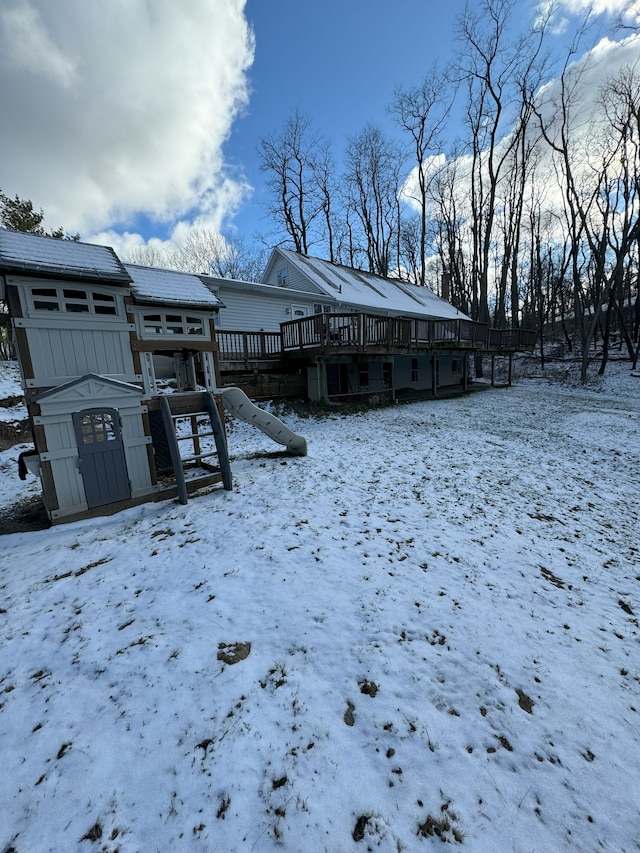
169,228 -> 266,280
258,108 -> 328,254
391,65 -> 454,285
455,0 -> 549,328
429,151 -> 473,313
533,34 -> 640,379
344,125 -> 404,277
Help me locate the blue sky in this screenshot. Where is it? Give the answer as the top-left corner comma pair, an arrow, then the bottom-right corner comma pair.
0,0 -> 637,260
228,0 -> 478,241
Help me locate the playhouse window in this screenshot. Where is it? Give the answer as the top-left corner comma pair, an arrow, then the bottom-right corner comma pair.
64,288 -> 90,312
31,287 -> 60,311
140,311 -> 208,338
143,314 -> 163,334
166,314 -> 184,334
29,285 -> 119,316
92,292 -> 117,315
79,411 -> 117,444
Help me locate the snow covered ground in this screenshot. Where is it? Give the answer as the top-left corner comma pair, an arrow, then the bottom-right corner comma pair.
0,359 -> 639,852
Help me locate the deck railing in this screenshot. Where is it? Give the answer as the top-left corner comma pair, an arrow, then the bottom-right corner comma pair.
281,313 -> 492,354
217,330 -> 282,363
216,316 -> 535,363
489,328 -> 537,350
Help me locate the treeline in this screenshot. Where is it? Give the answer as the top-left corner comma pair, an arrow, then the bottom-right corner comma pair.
257,0 -> 640,376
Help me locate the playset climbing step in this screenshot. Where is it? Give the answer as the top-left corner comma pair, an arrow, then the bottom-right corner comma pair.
155,391 -> 232,504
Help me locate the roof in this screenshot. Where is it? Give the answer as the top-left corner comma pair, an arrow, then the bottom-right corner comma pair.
205,275 -> 330,304
124,264 -> 224,309
267,248 -> 467,321
34,373 -> 144,403
0,228 -> 131,283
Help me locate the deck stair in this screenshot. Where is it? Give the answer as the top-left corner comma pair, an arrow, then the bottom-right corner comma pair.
157,391 -> 232,504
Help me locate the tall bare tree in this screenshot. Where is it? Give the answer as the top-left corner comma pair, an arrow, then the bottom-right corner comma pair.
455,0 -> 549,327
391,65 -> 453,285
343,125 -> 403,277
258,108 -> 329,255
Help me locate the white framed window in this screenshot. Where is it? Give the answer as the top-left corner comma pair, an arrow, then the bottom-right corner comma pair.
277,268 -> 288,287
139,311 -> 209,339
28,284 -> 120,316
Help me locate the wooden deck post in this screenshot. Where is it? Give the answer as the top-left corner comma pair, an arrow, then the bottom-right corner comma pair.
432,355 -> 437,397
508,352 -> 513,386
491,355 -> 495,387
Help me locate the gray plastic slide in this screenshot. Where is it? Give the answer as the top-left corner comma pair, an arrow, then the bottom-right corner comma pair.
220,387 -> 307,456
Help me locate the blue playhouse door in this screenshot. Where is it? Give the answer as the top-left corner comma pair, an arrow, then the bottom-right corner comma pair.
72,408 -> 131,508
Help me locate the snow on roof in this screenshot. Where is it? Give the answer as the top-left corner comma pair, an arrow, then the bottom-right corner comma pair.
0,228 -> 130,283
274,248 -> 467,320
124,264 -> 223,309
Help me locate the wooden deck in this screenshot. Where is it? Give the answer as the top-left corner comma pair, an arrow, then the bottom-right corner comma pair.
279,314 -> 536,357
216,316 -> 536,365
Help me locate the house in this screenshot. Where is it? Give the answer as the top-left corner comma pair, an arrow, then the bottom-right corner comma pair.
0,229 -> 231,523
0,227 -> 529,522
212,247 -> 533,402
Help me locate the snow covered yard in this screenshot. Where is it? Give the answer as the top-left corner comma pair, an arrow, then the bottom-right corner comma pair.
0,363 -> 639,852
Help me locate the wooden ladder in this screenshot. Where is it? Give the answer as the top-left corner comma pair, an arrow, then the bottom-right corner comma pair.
159,391 -> 232,504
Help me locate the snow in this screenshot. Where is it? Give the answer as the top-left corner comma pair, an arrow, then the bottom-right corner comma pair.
124,264 -> 224,309
273,248 -> 467,320
0,229 -> 129,282
1,360 -> 639,852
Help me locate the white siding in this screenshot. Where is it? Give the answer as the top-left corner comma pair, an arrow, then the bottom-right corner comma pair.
25,327 -> 136,388
38,416 -> 86,517
263,259 -> 325,295
216,288 -> 318,331
49,457 -> 86,518
121,409 -> 154,496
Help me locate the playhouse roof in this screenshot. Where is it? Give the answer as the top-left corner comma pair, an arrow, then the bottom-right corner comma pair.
124,264 -> 224,309
265,248 -> 467,321
0,229 -> 131,283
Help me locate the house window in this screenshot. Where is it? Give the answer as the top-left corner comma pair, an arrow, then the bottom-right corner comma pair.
277,268 -> 288,287
383,362 -> 392,388
29,285 -> 118,316
452,358 -> 461,374
359,365 -> 369,389
411,357 -> 418,383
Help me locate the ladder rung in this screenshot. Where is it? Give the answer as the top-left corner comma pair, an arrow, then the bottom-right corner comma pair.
181,450 -> 219,464
176,430 -> 216,441
169,411 -> 208,420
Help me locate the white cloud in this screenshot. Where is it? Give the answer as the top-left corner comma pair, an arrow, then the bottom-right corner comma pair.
0,1 -> 77,87
401,32 -> 640,260
0,0 -> 254,240
539,0 -> 640,26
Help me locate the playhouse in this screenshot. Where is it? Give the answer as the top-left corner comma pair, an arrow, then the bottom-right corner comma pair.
0,229 -> 305,523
